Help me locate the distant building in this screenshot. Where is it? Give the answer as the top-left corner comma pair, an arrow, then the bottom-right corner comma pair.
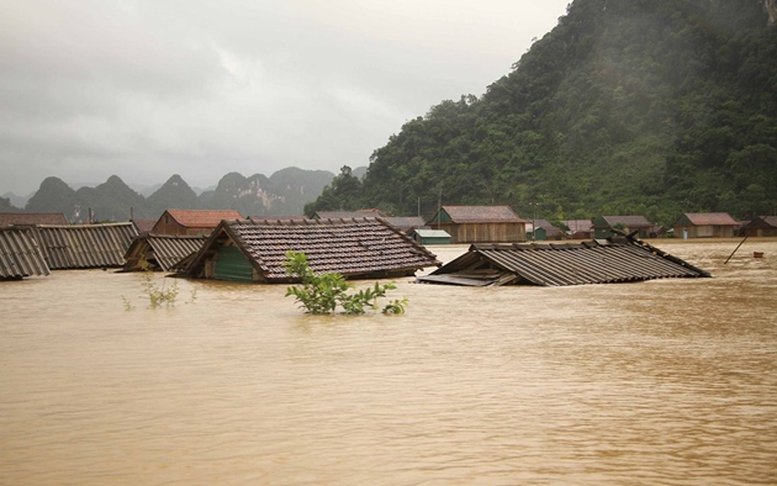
742,216 -> 777,237
151,209 -> 243,236
381,216 -> 426,234
593,215 -> 654,239
427,205 -> 527,244
313,209 -> 385,220
672,212 -> 739,239
407,228 -> 451,245
563,219 -> 594,239
527,219 -> 563,241
0,212 -> 68,227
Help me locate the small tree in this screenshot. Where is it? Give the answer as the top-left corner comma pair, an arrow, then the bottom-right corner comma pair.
283,251 -> 407,315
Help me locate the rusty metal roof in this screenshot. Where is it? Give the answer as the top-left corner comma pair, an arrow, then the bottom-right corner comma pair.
123,234 -> 207,272
0,212 -> 69,227
34,223 -> 139,269
418,237 -> 710,287
0,227 -> 50,279
184,217 -> 440,282
436,205 -> 526,223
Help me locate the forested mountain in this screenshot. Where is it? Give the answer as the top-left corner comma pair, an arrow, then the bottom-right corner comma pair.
16,168 -> 333,222
307,0 -> 777,226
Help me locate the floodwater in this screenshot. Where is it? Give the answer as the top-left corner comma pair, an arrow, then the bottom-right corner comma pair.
1,239 -> 775,486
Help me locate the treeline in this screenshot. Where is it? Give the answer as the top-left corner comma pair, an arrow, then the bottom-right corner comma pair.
306,0 -> 777,226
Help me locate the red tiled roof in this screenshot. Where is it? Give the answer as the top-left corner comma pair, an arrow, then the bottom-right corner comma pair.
186,217 -> 440,281
131,218 -> 156,234
0,212 -> 69,227
165,209 -> 243,228
682,212 -> 739,226
439,206 -> 526,223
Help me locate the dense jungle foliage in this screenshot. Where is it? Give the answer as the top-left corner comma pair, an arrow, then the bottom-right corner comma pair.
306,0 -> 777,226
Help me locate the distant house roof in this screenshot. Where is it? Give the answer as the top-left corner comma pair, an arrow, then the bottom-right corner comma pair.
131,218 -> 156,234
0,212 -> 69,227
163,209 -> 243,228
123,234 -> 207,272
410,229 -> 451,238
0,227 -> 50,279
433,205 -> 526,223
529,219 -> 563,238
675,212 -> 739,226
34,223 -> 139,269
182,217 -> 440,282
595,215 -> 653,228
314,209 -> 386,219
563,219 -> 594,233
381,216 -> 426,232
418,237 -> 710,287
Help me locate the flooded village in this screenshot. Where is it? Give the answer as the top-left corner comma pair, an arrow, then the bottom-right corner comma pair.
1,209 -> 776,484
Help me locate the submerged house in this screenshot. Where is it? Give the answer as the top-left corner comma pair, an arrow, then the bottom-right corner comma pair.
742,216 -> 777,237
123,234 -> 207,272
418,236 -> 710,287
0,226 -> 51,280
381,216 -> 427,234
563,219 -> 594,239
151,209 -> 243,236
181,217 -> 440,283
426,206 -> 527,244
33,222 -> 139,270
672,212 -> 740,239
407,228 -> 451,246
593,215 -> 654,239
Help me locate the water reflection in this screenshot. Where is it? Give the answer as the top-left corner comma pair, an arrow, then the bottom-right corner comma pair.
1,239 -> 775,485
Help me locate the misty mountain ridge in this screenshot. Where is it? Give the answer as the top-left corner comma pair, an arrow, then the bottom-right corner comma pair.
13,167 -> 338,222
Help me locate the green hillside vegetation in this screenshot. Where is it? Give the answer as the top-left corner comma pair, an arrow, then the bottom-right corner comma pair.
306,0 -> 777,226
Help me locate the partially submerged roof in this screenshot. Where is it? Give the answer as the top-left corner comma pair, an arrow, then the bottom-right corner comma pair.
410,229 -> 451,238
595,215 -> 653,228
381,216 -> 426,232
676,212 -> 739,226
418,237 -> 710,287
123,234 -> 207,272
34,223 -> 139,269
131,218 -> 157,234
163,209 -> 243,228
182,217 -> 440,282
0,212 -> 69,227
432,205 -> 526,224
0,227 -> 50,279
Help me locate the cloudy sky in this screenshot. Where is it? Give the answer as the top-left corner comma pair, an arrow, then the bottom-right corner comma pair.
0,0 -> 570,195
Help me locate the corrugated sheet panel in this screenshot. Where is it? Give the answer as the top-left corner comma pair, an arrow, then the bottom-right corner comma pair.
147,235 -> 206,271
0,227 -> 51,279
419,239 -> 710,287
36,223 -> 139,269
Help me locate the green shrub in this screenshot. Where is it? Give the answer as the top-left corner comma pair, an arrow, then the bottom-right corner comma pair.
283,251 -> 407,315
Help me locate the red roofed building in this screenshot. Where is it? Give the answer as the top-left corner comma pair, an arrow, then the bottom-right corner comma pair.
672,212 -> 740,239
427,205 -> 528,243
742,216 -> 777,237
151,209 -> 244,236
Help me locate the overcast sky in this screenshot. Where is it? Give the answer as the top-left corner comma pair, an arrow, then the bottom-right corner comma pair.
0,0 -> 570,195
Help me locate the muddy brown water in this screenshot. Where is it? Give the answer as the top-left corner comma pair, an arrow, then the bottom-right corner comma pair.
1,239 -> 776,485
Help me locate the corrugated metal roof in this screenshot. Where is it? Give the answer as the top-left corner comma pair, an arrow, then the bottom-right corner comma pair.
35,223 -> 139,269
681,212 -> 739,226
437,206 -> 526,223
0,227 -> 50,279
184,217 -> 440,282
0,212 -> 69,227
164,209 -> 243,228
418,237 -> 710,287
124,234 -> 207,272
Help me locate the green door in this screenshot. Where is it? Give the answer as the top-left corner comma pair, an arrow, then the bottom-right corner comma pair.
214,245 -> 254,282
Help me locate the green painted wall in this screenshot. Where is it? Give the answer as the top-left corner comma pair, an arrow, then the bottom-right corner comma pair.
214,245 -> 254,282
